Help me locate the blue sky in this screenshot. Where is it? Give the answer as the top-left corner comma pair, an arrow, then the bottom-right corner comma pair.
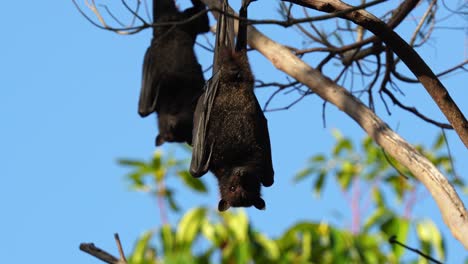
1,0 -> 467,263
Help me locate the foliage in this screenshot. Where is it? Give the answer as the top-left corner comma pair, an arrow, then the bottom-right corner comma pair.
116,131 -> 458,263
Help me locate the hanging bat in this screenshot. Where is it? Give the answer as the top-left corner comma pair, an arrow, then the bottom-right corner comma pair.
138,0 -> 209,146
190,0 -> 274,211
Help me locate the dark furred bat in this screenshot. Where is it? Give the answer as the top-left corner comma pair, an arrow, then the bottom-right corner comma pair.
138,0 -> 209,146
190,0 -> 274,211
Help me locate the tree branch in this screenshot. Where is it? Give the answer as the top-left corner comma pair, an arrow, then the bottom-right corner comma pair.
80,233 -> 128,264
200,0 -> 468,249
282,0 -> 468,148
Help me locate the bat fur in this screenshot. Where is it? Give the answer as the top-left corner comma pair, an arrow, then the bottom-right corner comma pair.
190,0 -> 274,211
138,0 -> 209,146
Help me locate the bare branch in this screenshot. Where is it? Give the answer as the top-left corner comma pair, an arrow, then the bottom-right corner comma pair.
80,233 -> 128,264
283,0 -> 468,149
114,233 -> 128,263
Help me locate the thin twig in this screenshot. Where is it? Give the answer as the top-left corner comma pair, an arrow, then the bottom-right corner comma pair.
114,233 -> 128,263
441,129 -> 460,182
389,236 -> 443,264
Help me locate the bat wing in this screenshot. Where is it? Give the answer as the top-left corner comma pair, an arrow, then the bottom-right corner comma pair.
190,71 -> 221,178
212,0 -> 234,74
182,0 -> 210,34
138,46 -> 160,117
254,98 -> 274,187
190,0 -> 231,177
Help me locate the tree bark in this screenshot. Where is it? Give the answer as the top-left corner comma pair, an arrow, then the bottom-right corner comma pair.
201,0 -> 468,249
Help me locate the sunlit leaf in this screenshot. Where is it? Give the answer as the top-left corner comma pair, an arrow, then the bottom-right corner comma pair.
201,220 -> 218,245
176,208 -> 206,248
416,220 -> 445,260
333,138 -> 353,156
160,224 -> 174,254
128,231 -> 154,264
331,129 -> 344,140
151,151 -> 162,171
253,233 -> 280,260
224,210 -> 249,242
336,161 -> 356,190
301,231 -> 312,260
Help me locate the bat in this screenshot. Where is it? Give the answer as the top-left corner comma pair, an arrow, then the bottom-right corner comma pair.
190,0 -> 274,211
138,0 -> 209,146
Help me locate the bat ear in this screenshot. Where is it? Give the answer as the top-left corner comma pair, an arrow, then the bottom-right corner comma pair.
218,199 -> 231,212
155,135 -> 165,146
253,197 -> 265,210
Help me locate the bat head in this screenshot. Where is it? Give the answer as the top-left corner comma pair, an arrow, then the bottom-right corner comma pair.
217,166 -> 265,211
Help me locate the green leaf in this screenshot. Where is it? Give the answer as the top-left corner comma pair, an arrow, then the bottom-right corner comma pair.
311,154 -> 326,163
253,233 -> 280,260
416,220 -> 445,260
331,129 -> 343,140
362,136 -> 374,152
201,220 -> 218,245
176,207 -> 206,248
294,167 -> 315,182
278,222 -> 319,250
151,151 -> 162,170
432,133 -> 445,151
177,170 -> 207,193
224,210 -> 249,242
235,240 -> 251,264
381,217 -> 410,259
336,161 -> 356,190
118,159 -> 148,167
313,170 -> 326,196
128,172 -> 147,191
165,189 -> 180,212
333,138 -> 353,156
301,231 -> 312,260
129,231 -> 153,264
160,224 -> 174,254
372,187 -> 386,208
385,175 -> 412,201
362,207 -> 391,233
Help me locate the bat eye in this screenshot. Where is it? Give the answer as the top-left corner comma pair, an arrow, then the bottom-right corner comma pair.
229,186 -> 236,192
